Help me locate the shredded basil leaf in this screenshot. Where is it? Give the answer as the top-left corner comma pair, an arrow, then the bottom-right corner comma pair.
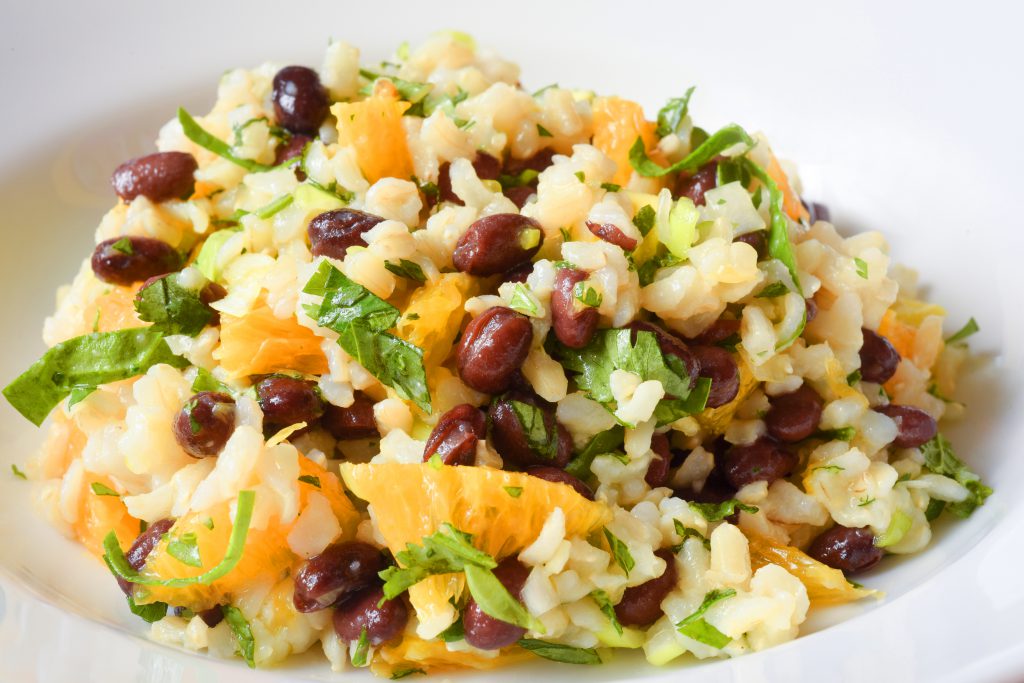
352,627 -> 370,667
946,317 -> 980,344
741,159 -> 802,295
135,273 -> 212,337
464,563 -> 543,632
384,259 -> 427,284
110,238 -> 134,255
566,425 -> 624,480
298,475 -> 322,488
222,605 -> 256,668
672,519 -> 710,551
874,509 -> 911,547
192,367 -> 230,394
517,639 -> 601,665
590,589 -> 623,635
167,532 -> 203,568
689,499 -> 759,522
537,123 -> 553,138
754,281 -> 789,299
509,399 -> 559,460
920,433 -> 991,518
10,464 -> 27,480
504,486 -> 523,498
126,595 -> 168,623
90,482 -> 120,497
675,588 -> 735,648
630,124 -> 754,178
655,86 -> 696,138
603,528 -> 635,576
390,668 -> 426,679
632,205 -> 656,237
177,108 -> 274,173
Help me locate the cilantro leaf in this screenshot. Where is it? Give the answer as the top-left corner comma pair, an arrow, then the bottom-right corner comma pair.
632,205 -> 656,236
946,318 -> 980,344
10,464 -> 27,480
298,475 -> 321,488
507,284 -> 539,316
90,482 -> 120,497
110,238 -> 134,255
464,563 -> 543,632
689,499 -> 759,522
504,486 -> 523,498
652,377 -> 711,425
675,588 -> 735,648
655,86 -> 696,138
3,328 -> 187,427
498,168 -> 540,190
603,528 -> 635,576
816,427 -> 856,442
359,69 -> 433,114
222,605 -> 256,668
920,433 -> 992,518
629,124 -> 754,178
384,259 -> 427,284
167,532 -> 203,568
590,589 -> 623,635
391,668 -> 426,680
537,123 -> 553,138
672,520 -> 710,551
754,281 -> 790,299
177,108 -> 274,173
352,627 -> 370,667
741,159 -> 803,295
126,595 -> 168,623
135,273 -> 212,337
517,639 -> 601,665
509,399 -> 559,460
854,257 -> 869,279
438,618 -> 465,642
565,425 -> 625,480
572,281 -> 602,308
192,367 -> 230,394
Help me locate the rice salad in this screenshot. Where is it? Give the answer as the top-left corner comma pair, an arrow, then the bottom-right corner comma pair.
3,32 -> 992,677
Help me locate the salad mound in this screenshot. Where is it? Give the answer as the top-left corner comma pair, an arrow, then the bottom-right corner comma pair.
4,31 -> 990,676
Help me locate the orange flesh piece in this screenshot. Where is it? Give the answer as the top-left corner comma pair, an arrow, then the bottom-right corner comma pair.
332,92 -> 414,183
592,96 -> 663,186
215,304 -> 329,379
765,152 -> 810,222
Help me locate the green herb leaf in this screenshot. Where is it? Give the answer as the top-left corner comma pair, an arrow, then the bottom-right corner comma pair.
853,257 -> 869,279
508,283 -> 539,316
384,259 -> 427,284
4,328 -> 187,427
177,108 -> 273,173
532,83 -> 558,97
946,317 -> 980,344
68,386 -> 98,409
352,626 -> 370,667
192,367 -> 230,394
379,523 -> 497,600
846,370 -> 862,386
391,668 -> 426,679
110,238 -> 135,255
857,496 -> 876,507
741,159 -> 803,295
438,618 -> 465,642
565,425 -> 625,480
925,498 -> 946,521
359,69 -> 433,113
102,490 -> 255,587
672,519 -> 710,551
689,499 -> 759,522
600,182 -> 621,193
167,532 -> 203,568
652,377 -> 712,425
222,605 -> 256,668
90,482 -> 120,497
816,427 -> 856,442
813,464 -> 845,473
755,281 -> 790,299
630,124 -> 754,178
510,399 -> 559,461
572,282 -> 602,309
874,509 -> 911,548
655,86 -> 696,138
298,475 -> 322,488
498,168 -> 540,190
11,464 -> 27,480
253,194 -> 294,219
603,528 -> 635,576
135,273 -> 212,337
920,433 -> 992,517
590,589 -> 623,635
675,588 -> 736,648
517,639 -> 601,665
504,486 -> 523,498
126,595 -> 168,623
632,205 -> 656,237
464,563 -> 544,632
537,123 -> 553,138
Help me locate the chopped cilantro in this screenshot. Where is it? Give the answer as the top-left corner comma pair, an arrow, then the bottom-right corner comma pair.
565,425 -> 624,480
603,528 -> 635,576
126,595 -> 168,624
630,124 -> 753,178
754,281 -> 790,299
135,273 -> 213,337
222,605 -> 256,668
675,589 -> 735,648
391,668 -> 426,679
655,86 -> 696,138
110,238 -> 134,255
509,399 -> 559,461
858,496 -> 876,507
532,83 -> 558,97
672,520 -> 709,551
352,627 -> 370,667
854,257 -> 869,279
192,367 -> 230,394
384,259 -> 427,284
504,486 -> 523,498
632,205 -> 656,237
689,499 -> 758,522
574,170 -> 586,182
846,370 -> 862,386
298,475 -> 322,488
167,532 -> 203,568
10,464 -> 27,480
590,589 -> 622,635
920,433 -> 991,517
90,482 -> 120,497
600,182 -> 621,192
572,281 -> 602,308
517,639 -> 601,665
508,283 -> 539,316
177,108 -> 273,173
537,123 -> 553,138
946,317 -> 980,344
816,427 -> 856,442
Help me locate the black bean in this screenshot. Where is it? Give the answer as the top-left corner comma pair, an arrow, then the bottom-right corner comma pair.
272,66 -> 329,136
437,152 -> 502,206
733,231 -> 767,260
293,541 -> 386,613
859,328 -> 901,384
504,186 -> 536,209
804,297 -> 818,324
691,345 -> 740,408
333,585 -> 409,646
322,391 -> 379,441
504,148 -> 556,176
256,377 -> 324,427
765,384 -> 824,443
551,268 -> 599,349
873,404 -> 938,449
457,307 -> 533,394
173,392 -> 236,457
526,466 -> 594,499
112,151 -> 197,203
688,317 -> 741,347
463,558 -> 530,650
91,236 -> 180,286
308,208 -> 384,260
117,518 -> 175,595
722,437 -> 797,489
586,221 -> 637,251
808,526 -> 883,575
806,201 -> 831,224
274,133 -> 312,167
614,549 -> 677,627
645,433 -> 672,489
500,263 -> 533,285
627,321 -> 700,388
489,391 -> 572,469
452,214 -> 544,276
676,161 -> 718,206
423,404 -> 487,466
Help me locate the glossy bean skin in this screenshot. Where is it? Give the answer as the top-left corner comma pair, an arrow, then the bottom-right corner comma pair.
489,392 -> 572,469
733,231 -> 768,260
551,268 -> 599,349
691,345 -> 740,408
274,133 -> 312,167
437,152 -> 501,205
117,518 -> 175,595
722,437 -> 797,489
627,321 -> 700,388
586,221 -> 637,251
873,404 -> 938,448
502,149 -> 555,208
199,282 -> 228,327
688,317 -> 740,347
173,606 -> 225,627
457,307 -> 534,394
765,384 -> 824,443
500,262 -> 533,285
272,66 -> 329,136
614,549 -> 678,627
308,208 -> 384,260
463,558 -> 531,650
256,377 -> 324,427
804,297 -> 819,324
676,161 -> 718,206
91,236 -> 180,286
452,214 -> 544,276
527,466 -> 594,500
807,526 -> 883,575
293,541 -> 386,613
645,433 -> 672,488
859,328 -> 901,384
112,151 -> 198,203
173,392 -> 236,457
322,392 -> 379,441
503,186 -> 536,209
422,404 -> 487,466
333,585 -> 409,646
806,201 -> 831,223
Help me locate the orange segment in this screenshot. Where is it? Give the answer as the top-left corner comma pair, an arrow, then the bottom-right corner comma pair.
371,636 -> 532,677
878,309 -> 916,364
765,151 -> 810,223
748,534 -> 877,607
74,476 -> 141,558
87,284 -> 143,334
214,304 -> 329,379
592,96 -> 663,186
332,93 -> 414,183
395,273 -> 478,368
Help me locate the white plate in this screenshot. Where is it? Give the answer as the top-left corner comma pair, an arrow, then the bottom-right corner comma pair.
2,1 -> 1022,681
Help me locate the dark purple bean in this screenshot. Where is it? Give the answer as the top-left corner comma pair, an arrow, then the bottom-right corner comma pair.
804,297 -> 818,324
274,133 -> 312,176
117,518 -> 175,595
614,549 -> 678,627
873,404 -> 938,449
256,377 -> 324,427
463,558 -> 530,650
500,263 -> 533,285
199,282 -> 228,327
504,185 -> 536,209
765,384 -> 824,443
489,392 -> 572,469
627,321 -> 700,389
586,221 -> 637,251
688,317 -> 741,347
452,214 -> 544,276
437,152 -> 502,206
676,161 -> 718,206
527,466 -> 594,500
504,148 -> 556,176
91,236 -> 180,286
808,526 -> 883,575
722,437 -> 797,489
112,151 -> 197,203
551,268 -> 599,349
322,392 -> 379,441
272,66 -> 329,136
333,585 -> 409,646
733,231 -> 767,260
173,392 -> 236,457
806,201 -> 831,223
294,541 -> 386,613
308,208 -> 384,260
645,433 -> 672,489
859,328 -> 901,385
691,345 -> 740,408
174,606 -> 225,627
423,404 -> 487,466
457,307 -> 533,394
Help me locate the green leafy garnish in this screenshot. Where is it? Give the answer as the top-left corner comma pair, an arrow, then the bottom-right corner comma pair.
920,433 -> 992,517
298,475 -> 322,488
438,618 -> 465,642
846,370 -> 862,386
874,510 -> 911,548
177,108 -> 273,173
854,257 -> 869,279
498,168 -> 540,190
755,282 -> 789,299
102,490 -> 255,587
565,425 -> 624,480
600,182 -> 621,193
572,281 -> 602,308
673,519 -> 710,551
603,528 -> 635,576
517,639 -> 601,665
135,273 -> 212,337
222,605 -> 256,668
10,464 -> 27,480
946,318 -> 980,344
813,464 -> 845,473
504,486 -> 523,498
253,194 -> 294,219
192,367 -> 230,394
651,377 -> 711,425
532,83 -> 558,97
629,124 -> 754,178
167,532 -> 203,568
110,238 -> 135,255
384,259 -> 427,284
590,589 -> 623,635
90,482 -> 120,497
304,261 -> 430,413
390,668 -> 426,679
359,69 -> 433,115
689,499 -> 758,522
816,427 -> 856,442
3,328 -> 187,427
195,228 -> 240,282
857,496 -> 876,507
508,283 -> 539,316
741,158 -> 802,295
655,86 -> 696,138
352,627 -> 370,667
925,498 -> 946,521
632,205 -> 656,237
537,123 -> 554,138
126,595 -> 168,623
675,588 -> 736,648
